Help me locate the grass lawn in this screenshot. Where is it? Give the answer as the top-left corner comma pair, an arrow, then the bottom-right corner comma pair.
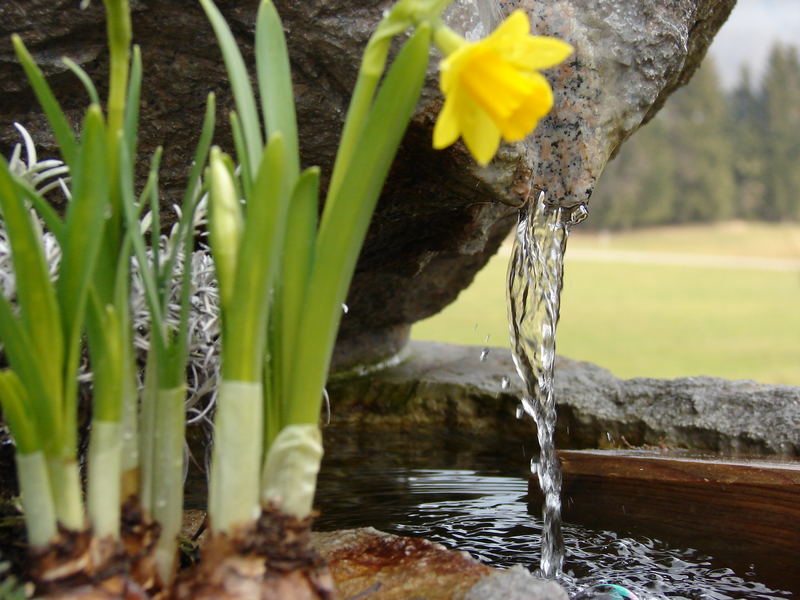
412,222 -> 800,386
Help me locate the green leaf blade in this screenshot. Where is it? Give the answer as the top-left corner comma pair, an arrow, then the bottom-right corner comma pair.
278,167 -> 319,410
0,371 -> 39,454
199,0 -> 264,170
12,36 -> 78,168
57,105 -> 109,360
0,156 -> 64,401
228,133 -> 288,382
256,0 -> 299,179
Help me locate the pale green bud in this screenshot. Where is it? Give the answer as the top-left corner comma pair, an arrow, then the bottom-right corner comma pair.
207,147 -> 243,313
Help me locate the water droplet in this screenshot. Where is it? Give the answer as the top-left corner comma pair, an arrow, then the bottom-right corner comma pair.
606,431 -> 613,442
341,303 -> 349,314
515,404 -> 524,419
479,347 -> 489,361
568,203 -> 589,226
484,333 -> 491,343
500,376 -> 510,390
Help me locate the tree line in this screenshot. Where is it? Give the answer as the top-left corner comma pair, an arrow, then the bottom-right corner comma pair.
588,42 -> 800,230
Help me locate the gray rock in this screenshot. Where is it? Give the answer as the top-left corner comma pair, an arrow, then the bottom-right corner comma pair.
327,341 -> 800,456
0,0 -> 735,369
464,566 -> 569,600
518,0 -> 738,207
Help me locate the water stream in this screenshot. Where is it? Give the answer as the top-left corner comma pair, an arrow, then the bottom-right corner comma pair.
507,190 -> 587,578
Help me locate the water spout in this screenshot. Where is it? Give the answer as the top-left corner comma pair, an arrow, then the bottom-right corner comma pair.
507,189 -> 586,578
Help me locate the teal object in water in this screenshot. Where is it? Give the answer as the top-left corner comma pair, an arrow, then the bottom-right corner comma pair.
573,584 -> 640,600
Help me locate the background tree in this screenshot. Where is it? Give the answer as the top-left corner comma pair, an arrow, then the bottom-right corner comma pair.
588,45 -> 800,230
761,44 -> 800,220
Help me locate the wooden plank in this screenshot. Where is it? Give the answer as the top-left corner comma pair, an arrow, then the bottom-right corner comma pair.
528,450 -> 800,593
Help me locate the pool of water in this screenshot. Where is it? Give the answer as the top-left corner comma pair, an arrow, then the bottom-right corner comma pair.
314,429 -> 795,600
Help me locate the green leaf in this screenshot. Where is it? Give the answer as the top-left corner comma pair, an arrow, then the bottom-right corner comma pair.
278,168 -> 319,411
255,0 -> 299,179
288,24 -> 432,425
57,105 -> 109,372
200,0 -> 263,170
145,148 -> 163,286
56,105 -> 110,450
117,138 -> 166,348
159,93 -> 216,311
86,295 -> 123,422
0,297 -> 54,449
0,371 -> 38,454
62,57 -> 101,105
0,156 -> 63,403
227,133 -> 287,382
229,111 -> 253,201
12,36 -> 78,167
124,45 -> 143,165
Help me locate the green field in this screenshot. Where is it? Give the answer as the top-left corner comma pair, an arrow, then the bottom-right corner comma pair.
412,222 -> 800,385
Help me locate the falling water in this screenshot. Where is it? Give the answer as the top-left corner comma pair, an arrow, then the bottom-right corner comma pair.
507,190 -> 587,578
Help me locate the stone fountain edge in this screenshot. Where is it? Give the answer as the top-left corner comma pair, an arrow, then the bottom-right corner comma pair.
326,340 -> 800,457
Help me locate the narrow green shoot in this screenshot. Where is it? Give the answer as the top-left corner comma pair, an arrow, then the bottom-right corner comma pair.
199,0 -> 264,168
62,58 -> 101,105
11,36 -> 78,167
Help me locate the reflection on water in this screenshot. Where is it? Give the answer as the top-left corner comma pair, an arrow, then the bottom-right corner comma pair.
314,430 -> 794,600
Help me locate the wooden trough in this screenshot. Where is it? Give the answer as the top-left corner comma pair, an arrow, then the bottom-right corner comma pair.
528,449 -> 800,594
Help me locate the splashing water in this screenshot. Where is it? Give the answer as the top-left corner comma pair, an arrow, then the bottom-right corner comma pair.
507,190 -> 587,578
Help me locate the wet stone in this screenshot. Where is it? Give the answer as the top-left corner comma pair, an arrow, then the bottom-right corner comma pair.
311,527 -> 567,600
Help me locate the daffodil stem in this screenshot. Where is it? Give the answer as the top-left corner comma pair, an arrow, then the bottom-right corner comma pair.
326,11 -> 407,205
138,352 -> 158,517
151,385 -> 185,584
432,23 -> 465,56
119,359 -> 140,499
47,456 -> 84,531
88,420 -> 122,540
325,69 -> 380,209
16,452 -> 57,548
209,380 -> 263,534
103,0 -> 131,141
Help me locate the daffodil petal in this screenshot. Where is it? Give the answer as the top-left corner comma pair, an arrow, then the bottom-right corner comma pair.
438,47 -> 467,94
506,36 -> 573,71
485,10 -> 530,48
460,97 -> 501,165
433,93 -> 462,149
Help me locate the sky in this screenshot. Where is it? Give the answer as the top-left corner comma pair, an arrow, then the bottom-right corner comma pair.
708,0 -> 800,88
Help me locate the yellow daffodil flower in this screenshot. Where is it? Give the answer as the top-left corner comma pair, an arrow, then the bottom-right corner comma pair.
433,10 -> 573,165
